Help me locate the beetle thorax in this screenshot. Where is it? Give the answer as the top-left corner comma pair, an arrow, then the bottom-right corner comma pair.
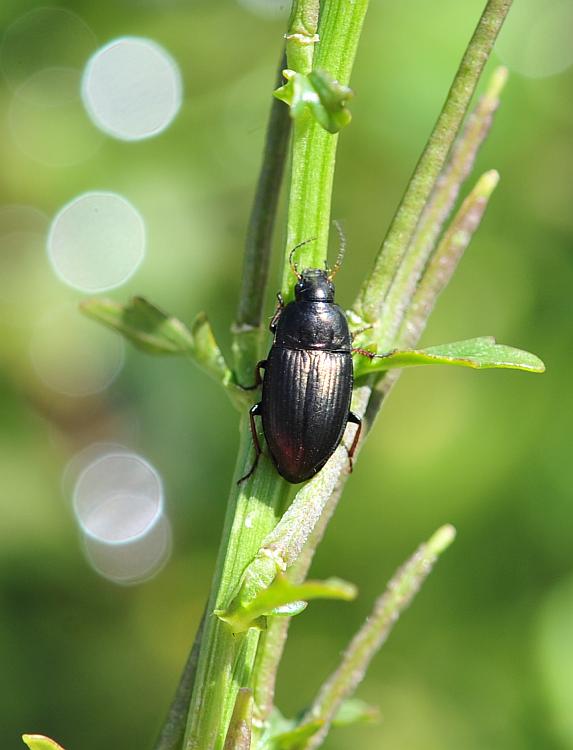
294,269 -> 334,302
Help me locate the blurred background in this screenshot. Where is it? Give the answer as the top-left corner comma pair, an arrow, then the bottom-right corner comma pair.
0,0 -> 572,748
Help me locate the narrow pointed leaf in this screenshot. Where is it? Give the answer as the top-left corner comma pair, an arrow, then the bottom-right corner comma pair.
296,525 -> 457,750
81,296 -> 231,384
354,336 -> 545,378
332,698 -> 380,727
216,574 -> 357,633
22,736 -> 66,750
269,721 -> 323,750
81,296 -> 193,354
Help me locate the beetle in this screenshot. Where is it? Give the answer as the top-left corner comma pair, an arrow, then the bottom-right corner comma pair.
239,240 -> 365,484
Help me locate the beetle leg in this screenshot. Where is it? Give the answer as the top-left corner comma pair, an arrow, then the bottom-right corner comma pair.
352,347 -> 391,360
237,403 -> 264,484
345,411 -> 362,473
269,292 -> 284,333
240,360 -> 267,391
350,324 -> 373,342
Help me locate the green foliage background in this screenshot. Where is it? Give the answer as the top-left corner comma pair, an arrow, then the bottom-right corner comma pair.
0,1 -> 571,748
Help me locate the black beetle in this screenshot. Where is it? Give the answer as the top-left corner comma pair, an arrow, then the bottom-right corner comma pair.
239,241 -> 363,484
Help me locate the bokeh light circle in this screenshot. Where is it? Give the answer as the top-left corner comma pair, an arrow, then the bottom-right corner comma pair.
81,37 -> 183,141
48,191 -> 145,292
496,0 -> 573,79
30,305 -> 125,397
83,514 -> 172,585
0,7 -> 97,97
73,452 -> 163,544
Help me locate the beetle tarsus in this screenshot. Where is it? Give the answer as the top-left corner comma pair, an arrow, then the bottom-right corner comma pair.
237,403 -> 264,483
239,360 -> 267,391
352,346 -> 391,360
345,411 -> 362,472
351,346 -> 377,359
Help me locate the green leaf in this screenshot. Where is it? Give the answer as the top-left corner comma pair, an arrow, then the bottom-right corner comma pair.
332,698 -> 379,727
274,69 -> 352,134
22,736 -> 66,750
81,296 -> 231,385
81,296 -> 194,354
354,336 -> 546,378
215,573 -> 357,634
262,699 -> 376,750
269,721 -> 323,750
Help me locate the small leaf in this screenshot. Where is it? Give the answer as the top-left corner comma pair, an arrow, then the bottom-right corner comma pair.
269,721 -> 323,750
354,336 -> 545,378
332,698 -> 379,727
262,700 -> 377,750
216,573 -> 357,634
22,736 -> 66,750
81,296 -> 231,385
274,69 -> 353,134
81,296 -> 194,354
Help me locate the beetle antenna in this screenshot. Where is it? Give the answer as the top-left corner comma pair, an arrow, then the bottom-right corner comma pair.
289,237 -> 316,278
329,220 -> 346,280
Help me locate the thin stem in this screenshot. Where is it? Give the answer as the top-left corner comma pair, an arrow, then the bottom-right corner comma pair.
183,422 -> 290,750
252,478 -> 344,723
298,525 -> 457,750
233,51 -> 291,384
286,0 -> 320,75
357,0 -> 513,324
281,0 -> 370,298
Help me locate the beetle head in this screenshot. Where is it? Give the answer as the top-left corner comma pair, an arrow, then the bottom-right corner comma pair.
295,268 -> 335,302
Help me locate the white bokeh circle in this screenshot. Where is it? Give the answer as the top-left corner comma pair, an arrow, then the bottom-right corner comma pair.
83,514 -> 172,585
47,191 -> 145,292
81,37 -> 183,141
73,452 -> 163,544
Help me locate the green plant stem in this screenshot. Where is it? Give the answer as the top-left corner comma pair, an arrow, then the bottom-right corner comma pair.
183,425 -> 290,750
357,0 -> 513,325
233,51 -> 291,384
254,10 -> 512,724
281,0 -> 370,298
298,525 -> 457,749
183,2 -> 512,748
